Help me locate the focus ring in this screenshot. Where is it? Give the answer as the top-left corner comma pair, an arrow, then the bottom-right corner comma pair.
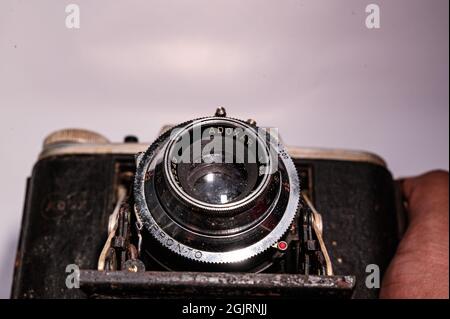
133,117 -> 300,264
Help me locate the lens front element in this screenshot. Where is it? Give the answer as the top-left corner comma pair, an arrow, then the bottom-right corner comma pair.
182,162 -> 249,204
133,116 -> 300,268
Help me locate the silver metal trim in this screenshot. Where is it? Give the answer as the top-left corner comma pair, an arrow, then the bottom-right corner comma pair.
39,143 -> 387,167
162,118 -> 274,211
134,133 -> 300,264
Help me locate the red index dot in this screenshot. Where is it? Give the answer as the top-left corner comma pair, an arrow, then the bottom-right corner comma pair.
277,241 -> 288,251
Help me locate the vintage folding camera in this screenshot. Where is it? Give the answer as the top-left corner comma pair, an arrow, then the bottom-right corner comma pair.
11,108 -> 404,299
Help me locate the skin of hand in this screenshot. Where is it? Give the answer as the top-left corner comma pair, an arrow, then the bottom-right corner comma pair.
380,170 -> 449,299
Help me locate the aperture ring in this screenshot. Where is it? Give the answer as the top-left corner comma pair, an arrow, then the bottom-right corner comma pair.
133,117 -> 300,264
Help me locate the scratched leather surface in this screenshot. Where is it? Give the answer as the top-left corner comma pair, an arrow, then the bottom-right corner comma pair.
12,155 -> 116,298
297,159 -> 399,299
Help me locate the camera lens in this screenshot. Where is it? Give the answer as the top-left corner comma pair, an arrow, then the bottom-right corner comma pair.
134,116 -> 300,269
181,162 -> 249,204
163,121 -> 270,212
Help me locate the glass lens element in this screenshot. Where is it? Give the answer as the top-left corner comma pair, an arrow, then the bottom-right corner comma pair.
186,163 -> 249,204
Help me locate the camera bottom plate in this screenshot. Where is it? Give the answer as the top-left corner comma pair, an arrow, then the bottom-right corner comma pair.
79,270 -> 355,299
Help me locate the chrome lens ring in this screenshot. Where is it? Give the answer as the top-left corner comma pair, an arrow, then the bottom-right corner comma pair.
163,118 -> 272,212
134,116 -> 300,264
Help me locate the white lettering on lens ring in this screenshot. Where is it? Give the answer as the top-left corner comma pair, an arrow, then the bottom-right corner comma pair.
365,264 -> 380,289
65,4 -> 80,29
65,264 -> 80,289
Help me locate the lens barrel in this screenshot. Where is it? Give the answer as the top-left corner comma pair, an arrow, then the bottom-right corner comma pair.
134,116 -> 300,267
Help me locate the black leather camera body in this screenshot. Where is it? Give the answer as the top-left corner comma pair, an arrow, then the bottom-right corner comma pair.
11,110 -> 403,299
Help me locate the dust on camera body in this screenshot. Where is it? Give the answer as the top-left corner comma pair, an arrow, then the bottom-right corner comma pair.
12,109 -> 402,299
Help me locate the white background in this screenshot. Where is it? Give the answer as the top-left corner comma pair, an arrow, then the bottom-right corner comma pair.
0,0 -> 448,298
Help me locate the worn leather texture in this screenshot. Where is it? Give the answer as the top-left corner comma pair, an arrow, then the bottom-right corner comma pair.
12,155 -> 116,298
296,159 -> 399,299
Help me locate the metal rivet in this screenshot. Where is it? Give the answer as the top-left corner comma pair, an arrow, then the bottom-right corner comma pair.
128,265 -> 138,272
215,107 -> 227,117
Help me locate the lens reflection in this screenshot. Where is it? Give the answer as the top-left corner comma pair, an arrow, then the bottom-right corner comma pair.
191,169 -> 247,204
